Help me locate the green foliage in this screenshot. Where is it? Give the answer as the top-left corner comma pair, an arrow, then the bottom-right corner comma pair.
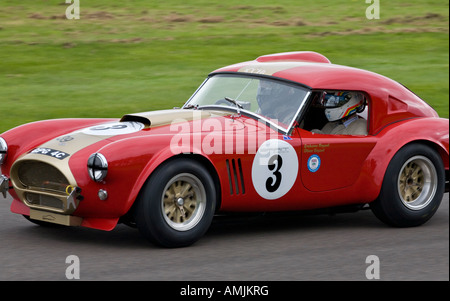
0,0 -> 448,132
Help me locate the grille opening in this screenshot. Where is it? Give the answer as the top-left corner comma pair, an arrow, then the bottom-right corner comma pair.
25,193 -> 64,210
17,161 -> 69,194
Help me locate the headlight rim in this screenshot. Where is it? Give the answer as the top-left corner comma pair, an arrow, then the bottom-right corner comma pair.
0,137 -> 7,165
87,152 -> 108,182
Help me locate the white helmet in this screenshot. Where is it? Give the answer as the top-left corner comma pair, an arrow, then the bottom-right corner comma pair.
321,91 -> 365,122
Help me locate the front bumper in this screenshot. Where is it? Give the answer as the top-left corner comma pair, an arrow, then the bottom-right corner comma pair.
3,171 -> 84,226
29,208 -> 83,226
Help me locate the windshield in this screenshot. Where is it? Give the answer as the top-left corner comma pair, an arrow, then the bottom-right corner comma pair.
184,74 -> 310,132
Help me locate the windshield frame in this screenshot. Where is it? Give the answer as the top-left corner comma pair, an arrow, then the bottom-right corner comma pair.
182,72 -> 312,135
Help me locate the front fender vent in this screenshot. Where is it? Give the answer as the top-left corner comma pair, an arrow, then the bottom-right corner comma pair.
226,158 -> 245,195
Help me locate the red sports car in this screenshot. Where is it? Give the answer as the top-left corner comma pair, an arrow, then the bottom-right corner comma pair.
1,51 -> 448,247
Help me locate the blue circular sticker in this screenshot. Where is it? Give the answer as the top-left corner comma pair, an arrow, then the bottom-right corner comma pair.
307,155 -> 321,172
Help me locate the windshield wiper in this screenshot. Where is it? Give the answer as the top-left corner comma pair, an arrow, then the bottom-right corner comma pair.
224,97 -> 243,115
183,104 -> 198,110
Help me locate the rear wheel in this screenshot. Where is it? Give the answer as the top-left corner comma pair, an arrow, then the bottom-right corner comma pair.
370,143 -> 445,227
135,158 -> 216,247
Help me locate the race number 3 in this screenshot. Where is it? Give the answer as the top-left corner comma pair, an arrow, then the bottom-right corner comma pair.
266,154 -> 283,193
252,139 -> 298,200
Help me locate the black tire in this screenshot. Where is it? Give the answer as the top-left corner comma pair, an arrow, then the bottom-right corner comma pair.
370,143 -> 445,227
134,158 -> 216,247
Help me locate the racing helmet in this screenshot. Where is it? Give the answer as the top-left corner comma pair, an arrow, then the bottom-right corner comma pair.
321,91 -> 365,122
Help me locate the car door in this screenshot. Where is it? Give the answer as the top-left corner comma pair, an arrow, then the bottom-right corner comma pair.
296,128 -> 377,192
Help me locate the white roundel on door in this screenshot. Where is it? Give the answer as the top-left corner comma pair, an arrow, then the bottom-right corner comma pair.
251,139 -> 298,200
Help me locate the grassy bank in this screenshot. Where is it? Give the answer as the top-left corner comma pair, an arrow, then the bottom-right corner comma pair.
0,0 -> 448,133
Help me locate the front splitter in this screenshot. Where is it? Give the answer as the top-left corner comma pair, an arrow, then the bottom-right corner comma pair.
30,208 -> 83,226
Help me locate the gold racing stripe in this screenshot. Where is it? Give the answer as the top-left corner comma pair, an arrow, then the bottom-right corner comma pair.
237,61 -> 312,76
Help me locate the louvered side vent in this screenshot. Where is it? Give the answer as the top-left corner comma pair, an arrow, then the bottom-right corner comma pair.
226,159 -> 245,195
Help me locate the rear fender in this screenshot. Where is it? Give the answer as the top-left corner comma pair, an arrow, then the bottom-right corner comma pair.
360,117 -> 449,201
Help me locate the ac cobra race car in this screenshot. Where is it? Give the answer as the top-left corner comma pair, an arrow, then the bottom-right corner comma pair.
1,52 -> 448,247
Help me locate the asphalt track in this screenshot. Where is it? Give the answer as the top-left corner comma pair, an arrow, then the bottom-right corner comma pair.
0,193 -> 448,281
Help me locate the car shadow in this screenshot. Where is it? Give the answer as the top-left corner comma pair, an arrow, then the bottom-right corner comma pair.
207,206 -> 383,237
6,194 -> 447,249
13,207 -> 384,249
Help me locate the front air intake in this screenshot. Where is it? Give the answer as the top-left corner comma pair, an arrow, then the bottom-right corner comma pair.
10,160 -> 76,213
16,160 -> 69,194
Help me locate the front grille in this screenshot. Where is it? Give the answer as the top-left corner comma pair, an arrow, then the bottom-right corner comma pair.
25,193 -> 64,210
12,160 -> 72,212
17,161 -> 69,194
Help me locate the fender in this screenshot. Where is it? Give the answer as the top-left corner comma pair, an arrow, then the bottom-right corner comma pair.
77,132 -> 216,220
0,118 -> 114,174
357,117 -> 449,202
126,137 -> 218,214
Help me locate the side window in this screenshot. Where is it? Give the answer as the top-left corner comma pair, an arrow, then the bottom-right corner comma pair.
301,90 -> 369,136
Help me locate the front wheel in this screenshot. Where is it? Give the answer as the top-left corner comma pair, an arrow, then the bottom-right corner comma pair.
370,143 -> 445,227
134,158 -> 216,247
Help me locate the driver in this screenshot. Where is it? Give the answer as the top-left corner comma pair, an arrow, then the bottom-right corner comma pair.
311,91 -> 367,135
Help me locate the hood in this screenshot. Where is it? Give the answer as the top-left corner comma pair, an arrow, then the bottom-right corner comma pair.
8,109 -> 233,214
21,109 -> 231,162
120,109 -> 218,128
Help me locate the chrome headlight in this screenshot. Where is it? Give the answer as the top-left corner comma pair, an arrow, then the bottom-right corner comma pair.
87,153 -> 108,182
0,137 -> 7,165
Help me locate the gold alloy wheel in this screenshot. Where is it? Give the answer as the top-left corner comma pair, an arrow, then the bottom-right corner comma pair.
161,173 -> 206,231
397,155 -> 438,210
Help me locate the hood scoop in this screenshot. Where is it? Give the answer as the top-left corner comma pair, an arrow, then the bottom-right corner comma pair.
120,109 -> 217,128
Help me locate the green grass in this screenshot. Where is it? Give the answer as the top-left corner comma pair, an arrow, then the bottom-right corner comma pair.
0,0 -> 448,133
